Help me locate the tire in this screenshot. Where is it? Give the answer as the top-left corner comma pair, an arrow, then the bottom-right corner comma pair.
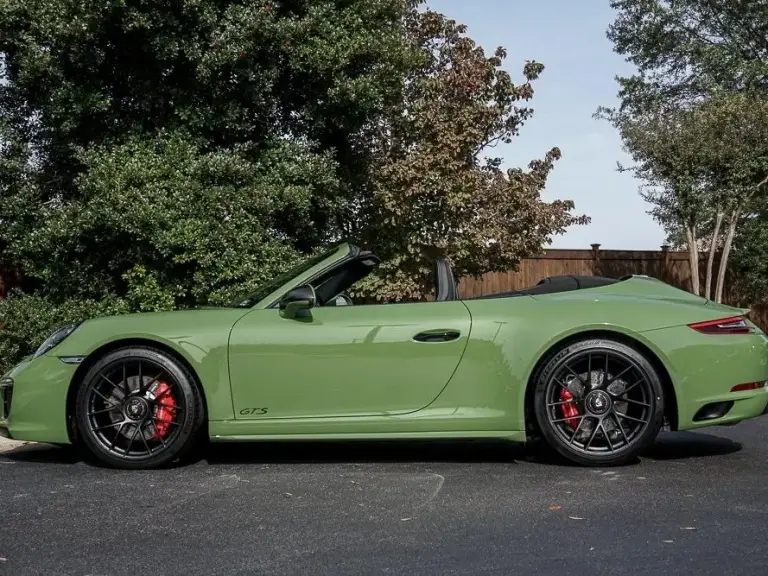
532,338 -> 664,467
74,346 -> 205,470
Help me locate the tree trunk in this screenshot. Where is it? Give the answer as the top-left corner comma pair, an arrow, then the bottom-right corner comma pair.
714,210 -> 739,303
684,226 -> 700,295
704,212 -> 723,300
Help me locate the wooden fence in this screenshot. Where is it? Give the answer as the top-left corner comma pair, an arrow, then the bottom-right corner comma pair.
458,244 -> 768,331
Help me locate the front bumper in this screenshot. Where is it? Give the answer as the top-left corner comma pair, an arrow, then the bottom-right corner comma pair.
0,375 -> 14,439
0,355 -> 77,444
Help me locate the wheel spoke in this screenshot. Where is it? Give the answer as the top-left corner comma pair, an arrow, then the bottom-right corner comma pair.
547,399 -> 578,408
585,422 -> 600,450
601,422 -> 614,452
122,362 -> 130,395
553,378 -> 580,398
93,420 -> 124,432
622,379 -> 645,395
551,415 -> 582,424
153,422 -> 168,449
606,364 -> 632,385
108,422 -> 126,451
568,417 -> 587,445
613,413 -> 630,445
622,398 -> 651,408
99,374 -> 122,396
614,411 -> 647,424
138,421 -> 153,456
92,388 -> 120,408
88,406 -> 119,416
563,364 -> 585,384
153,417 -> 179,427
125,424 -> 141,455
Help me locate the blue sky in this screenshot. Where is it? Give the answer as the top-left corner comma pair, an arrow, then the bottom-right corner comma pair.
424,0 -> 667,250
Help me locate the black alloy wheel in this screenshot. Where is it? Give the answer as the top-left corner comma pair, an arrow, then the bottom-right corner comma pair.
74,346 -> 205,469
533,338 -> 665,466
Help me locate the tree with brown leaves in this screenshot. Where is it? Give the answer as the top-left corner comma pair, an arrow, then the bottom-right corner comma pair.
355,9 -> 589,301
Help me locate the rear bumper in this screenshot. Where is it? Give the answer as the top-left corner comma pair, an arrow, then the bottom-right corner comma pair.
684,387 -> 768,429
641,327 -> 768,430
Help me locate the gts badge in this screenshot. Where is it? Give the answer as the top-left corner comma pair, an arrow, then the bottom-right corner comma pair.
239,407 -> 268,416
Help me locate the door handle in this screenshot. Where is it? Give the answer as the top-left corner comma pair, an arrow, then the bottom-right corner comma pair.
413,330 -> 461,343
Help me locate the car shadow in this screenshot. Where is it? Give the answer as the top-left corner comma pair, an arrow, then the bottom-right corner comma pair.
202,438 -> 529,465
642,430 -> 742,461
0,430 -> 743,468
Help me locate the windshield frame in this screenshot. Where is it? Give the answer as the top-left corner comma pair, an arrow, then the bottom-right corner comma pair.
230,242 -> 352,308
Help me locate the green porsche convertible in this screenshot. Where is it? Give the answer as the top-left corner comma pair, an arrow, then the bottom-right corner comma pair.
2,241 -> 767,469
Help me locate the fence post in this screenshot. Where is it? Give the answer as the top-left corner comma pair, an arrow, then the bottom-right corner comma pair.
590,243 -> 601,275
660,244 -> 669,282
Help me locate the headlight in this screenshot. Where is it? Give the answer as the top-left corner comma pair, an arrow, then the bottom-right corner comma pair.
33,323 -> 80,358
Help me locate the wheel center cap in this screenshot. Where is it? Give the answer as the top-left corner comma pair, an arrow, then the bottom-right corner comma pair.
124,397 -> 149,421
586,390 -> 612,415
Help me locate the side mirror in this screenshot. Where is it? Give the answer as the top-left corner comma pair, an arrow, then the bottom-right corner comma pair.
279,284 -> 316,318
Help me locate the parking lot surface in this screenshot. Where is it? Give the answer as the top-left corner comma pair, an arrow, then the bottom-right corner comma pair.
1,419 -> 767,575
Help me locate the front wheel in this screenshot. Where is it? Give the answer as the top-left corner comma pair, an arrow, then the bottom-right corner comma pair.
74,346 -> 205,469
532,338 -> 665,466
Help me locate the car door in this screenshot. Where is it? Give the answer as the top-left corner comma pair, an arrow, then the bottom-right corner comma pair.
227,300 -> 472,419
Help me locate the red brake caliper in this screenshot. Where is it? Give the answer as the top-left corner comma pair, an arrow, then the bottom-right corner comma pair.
559,387 -> 580,429
153,381 -> 177,439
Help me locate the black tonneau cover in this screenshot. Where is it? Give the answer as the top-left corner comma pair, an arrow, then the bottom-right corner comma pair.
466,275 -> 619,300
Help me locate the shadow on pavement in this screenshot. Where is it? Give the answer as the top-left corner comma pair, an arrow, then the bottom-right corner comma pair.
203,438 -> 528,465
0,429 -> 743,468
642,430 -> 742,460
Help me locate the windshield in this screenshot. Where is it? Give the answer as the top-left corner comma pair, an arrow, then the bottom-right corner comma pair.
230,243 -> 346,308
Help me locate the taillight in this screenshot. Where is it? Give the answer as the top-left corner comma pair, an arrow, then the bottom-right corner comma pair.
688,316 -> 753,335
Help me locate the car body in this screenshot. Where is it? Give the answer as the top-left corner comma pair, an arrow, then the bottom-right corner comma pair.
2,241 -> 767,468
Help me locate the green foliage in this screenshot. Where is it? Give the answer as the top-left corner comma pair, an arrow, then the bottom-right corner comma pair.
0,292 -> 129,366
731,213 -> 768,304
607,0 -> 768,115
602,1 -> 768,302
17,132 -> 336,307
0,1 -> 587,370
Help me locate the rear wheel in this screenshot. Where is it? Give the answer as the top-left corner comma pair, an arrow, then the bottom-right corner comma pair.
74,346 -> 205,469
532,338 -> 664,466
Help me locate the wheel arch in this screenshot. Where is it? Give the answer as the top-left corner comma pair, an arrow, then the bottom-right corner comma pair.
523,329 -> 679,439
65,337 -> 209,444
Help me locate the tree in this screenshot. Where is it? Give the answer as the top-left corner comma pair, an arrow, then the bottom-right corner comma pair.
605,104 -> 709,295
0,0 -> 423,367
607,0 -> 768,115
354,9 -> 588,300
0,1 -> 587,369
603,91 -> 768,301
602,1 -> 768,301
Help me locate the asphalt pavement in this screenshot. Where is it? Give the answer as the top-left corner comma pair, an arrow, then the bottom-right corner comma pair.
1,418 -> 767,576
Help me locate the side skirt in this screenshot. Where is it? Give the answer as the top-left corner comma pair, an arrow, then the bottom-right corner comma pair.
207,426 -> 526,443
